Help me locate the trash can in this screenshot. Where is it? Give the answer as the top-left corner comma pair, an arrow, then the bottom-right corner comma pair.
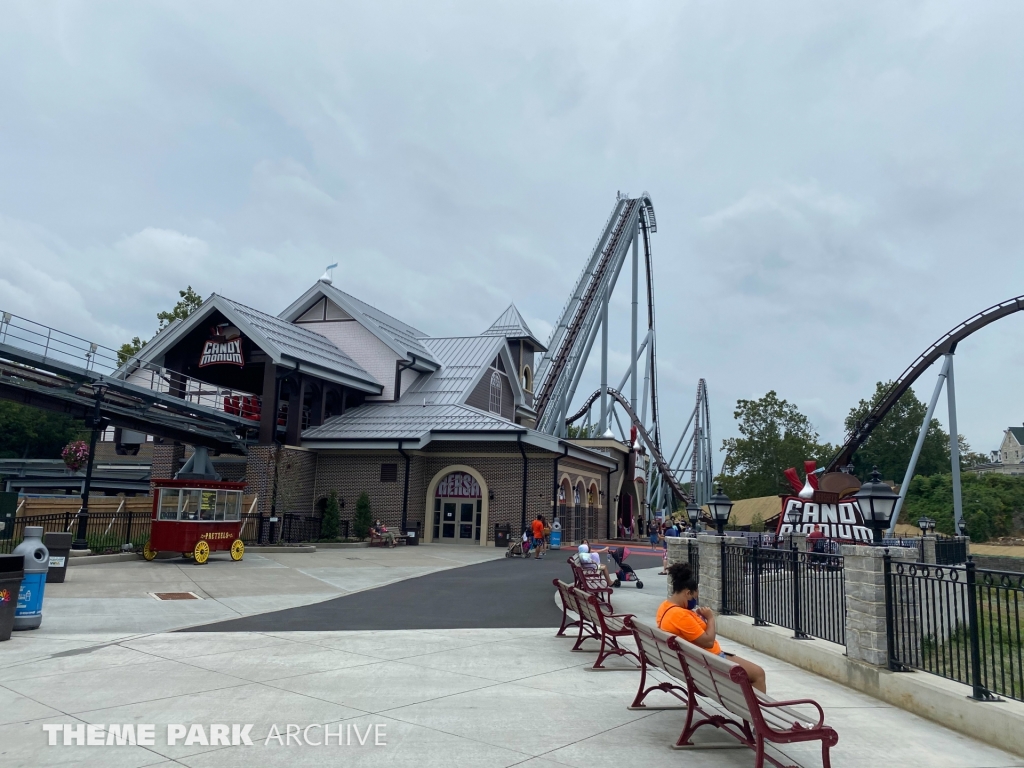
0,492 -> 16,544
494,523 -> 510,548
13,526 -> 48,631
550,520 -> 562,550
0,554 -> 24,642
44,532 -> 72,584
404,528 -> 419,546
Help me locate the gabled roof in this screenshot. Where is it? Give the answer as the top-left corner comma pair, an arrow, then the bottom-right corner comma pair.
402,335 -> 507,406
279,280 -> 438,369
302,402 -> 525,442
117,294 -> 382,393
481,304 -> 547,351
1009,427 -> 1024,444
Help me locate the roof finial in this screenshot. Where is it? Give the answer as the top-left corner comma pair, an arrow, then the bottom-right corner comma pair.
319,262 -> 338,284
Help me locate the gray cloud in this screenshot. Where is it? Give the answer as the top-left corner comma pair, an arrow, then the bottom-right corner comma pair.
2,1 -> 1023,463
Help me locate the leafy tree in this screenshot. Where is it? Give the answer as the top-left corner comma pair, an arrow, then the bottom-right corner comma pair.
845,381 -> 950,482
750,512 -> 766,533
0,402 -> 84,459
718,391 -> 832,499
353,491 -> 372,540
320,491 -> 340,540
901,472 -> 1024,543
157,286 -> 204,330
117,336 -> 146,366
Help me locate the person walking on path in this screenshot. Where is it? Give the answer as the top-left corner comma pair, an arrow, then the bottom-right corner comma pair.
531,515 -> 546,559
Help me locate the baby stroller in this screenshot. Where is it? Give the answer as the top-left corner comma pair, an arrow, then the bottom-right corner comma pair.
609,547 -> 643,588
505,535 -> 531,558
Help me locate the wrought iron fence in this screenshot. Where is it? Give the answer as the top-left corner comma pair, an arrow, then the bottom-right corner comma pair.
886,557 -> 1024,702
0,512 -> 150,555
721,540 -> 846,645
936,537 -> 968,565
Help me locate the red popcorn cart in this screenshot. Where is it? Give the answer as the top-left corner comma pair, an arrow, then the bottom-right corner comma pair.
143,478 -> 247,565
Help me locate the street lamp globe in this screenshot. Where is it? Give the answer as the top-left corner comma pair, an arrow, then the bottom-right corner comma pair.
707,486 -> 734,537
685,501 -> 701,530
854,466 -> 899,543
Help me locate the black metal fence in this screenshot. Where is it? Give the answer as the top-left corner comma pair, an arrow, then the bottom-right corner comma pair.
721,540 -> 846,645
936,537 -> 968,565
886,557 -> 1024,702
0,512 -> 150,555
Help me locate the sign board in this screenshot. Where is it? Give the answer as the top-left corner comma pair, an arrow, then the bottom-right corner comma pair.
435,472 -> 481,499
199,324 -> 244,367
775,496 -> 873,543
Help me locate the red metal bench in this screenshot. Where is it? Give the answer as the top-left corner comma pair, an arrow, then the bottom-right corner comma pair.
669,632 -> 839,768
567,554 -> 613,604
570,587 -> 640,671
623,616 -> 689,710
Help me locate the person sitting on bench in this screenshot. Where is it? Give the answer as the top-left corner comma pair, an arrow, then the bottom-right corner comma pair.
577,543 -> 618,587
373,519 -> 397,547
658,562 -> 767,692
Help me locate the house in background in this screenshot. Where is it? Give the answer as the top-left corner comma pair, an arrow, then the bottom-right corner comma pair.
966,426 -> 1024,477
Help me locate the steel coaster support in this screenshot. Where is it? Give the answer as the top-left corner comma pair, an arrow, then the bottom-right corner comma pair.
889,354 -> 952,535
600,282 -> 609,434
945,352 -> 964,534
630,221 -> 639,414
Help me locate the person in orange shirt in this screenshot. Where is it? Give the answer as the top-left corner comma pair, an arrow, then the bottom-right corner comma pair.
657,562 -> 767,692
531,515 -> 546,559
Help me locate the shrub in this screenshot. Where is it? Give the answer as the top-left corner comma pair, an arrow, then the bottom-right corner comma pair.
321,491 -> 340,540
353,491 -> 372,540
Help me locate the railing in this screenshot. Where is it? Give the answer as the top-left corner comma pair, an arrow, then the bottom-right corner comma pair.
0,309 -> 257,419
886,557 -> 1023,702
721,540 -> 846,645
936,537 -> 968,565
0,511 -> 149,555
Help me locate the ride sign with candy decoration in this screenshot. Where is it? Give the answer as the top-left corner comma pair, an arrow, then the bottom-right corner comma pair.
775,460 -> 874,543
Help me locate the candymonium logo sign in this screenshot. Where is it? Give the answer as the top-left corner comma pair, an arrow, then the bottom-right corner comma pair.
199,338 -> 244,367
776,496 -> 874,543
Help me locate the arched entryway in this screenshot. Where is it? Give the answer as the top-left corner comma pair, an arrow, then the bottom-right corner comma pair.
424,466 -> 489,546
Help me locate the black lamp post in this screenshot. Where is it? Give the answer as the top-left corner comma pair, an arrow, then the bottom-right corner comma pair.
73,382 -> 108,551
686,501 -> 701,531
957,518 -> 968,537
707,486 -> 733,536
854,466 -> 899,544
918,516 -> 936,536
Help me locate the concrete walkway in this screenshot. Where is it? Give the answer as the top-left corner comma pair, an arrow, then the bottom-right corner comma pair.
1,548 -> 1019,768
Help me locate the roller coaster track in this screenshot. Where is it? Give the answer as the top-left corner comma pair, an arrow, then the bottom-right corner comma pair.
533,194 -> 657,435
827,295 -> 1024,471
565,386 -> 688,503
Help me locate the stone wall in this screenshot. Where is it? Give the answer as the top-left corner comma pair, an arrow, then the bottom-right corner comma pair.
843,544 -> 919,666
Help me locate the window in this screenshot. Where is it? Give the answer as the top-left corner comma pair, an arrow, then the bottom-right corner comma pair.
158,489 -> 180,520
489,371 -> 502,414
521,366 -> 532,393
380,463 -> 398,482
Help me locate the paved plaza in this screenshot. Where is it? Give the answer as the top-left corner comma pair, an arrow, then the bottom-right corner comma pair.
1,545 -> 1020,768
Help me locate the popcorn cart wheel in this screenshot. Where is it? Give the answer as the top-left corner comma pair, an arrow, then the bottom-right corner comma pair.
146,478 -> 247,566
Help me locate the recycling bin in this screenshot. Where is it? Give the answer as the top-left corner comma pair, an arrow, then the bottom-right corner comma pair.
13,526 -> 48,630
404,528 -> 419,546
44,532 -> 72,584
550,520 -> 562,550
0,554 -> 23,641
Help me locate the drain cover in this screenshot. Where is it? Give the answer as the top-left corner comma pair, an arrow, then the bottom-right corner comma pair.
150,592 -> 202,601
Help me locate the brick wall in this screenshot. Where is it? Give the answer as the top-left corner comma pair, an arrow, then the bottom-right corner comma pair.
245,445 -> 277,518
276,447 -> 318,515
314,451 -> 407,532
151,443 -> 185,481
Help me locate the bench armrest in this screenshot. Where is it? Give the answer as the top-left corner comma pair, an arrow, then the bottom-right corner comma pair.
758,697 -> 825,729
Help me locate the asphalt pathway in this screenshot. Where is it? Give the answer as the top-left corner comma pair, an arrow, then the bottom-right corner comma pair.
184,548 -> 663,632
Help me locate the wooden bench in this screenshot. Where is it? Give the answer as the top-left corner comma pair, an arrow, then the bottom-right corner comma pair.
668,630 -> 839,768
624,616 -> 689,710
567,554 -> 613,604
553,578 -> 601,649
369,531 -> 399,548
570,587 -> 640,670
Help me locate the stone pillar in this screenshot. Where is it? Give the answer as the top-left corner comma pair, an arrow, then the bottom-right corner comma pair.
151,443 -> 185,481
696,533 -> 726,612
245,444 -> 278,519
921,536 -> 937,564
843,544 -> 918,667
788,532 -> 809,552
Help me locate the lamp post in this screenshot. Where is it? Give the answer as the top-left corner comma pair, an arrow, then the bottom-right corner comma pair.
918,516 -> 936,536
957,518 -> 968,537
686,501 -> 701,532
854,466 -> 900,544
707,486 -> 733,537
73,382 -> 108,551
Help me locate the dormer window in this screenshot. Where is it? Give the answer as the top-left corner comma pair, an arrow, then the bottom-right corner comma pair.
521,365 -> 532,393
489,371 -> 502,414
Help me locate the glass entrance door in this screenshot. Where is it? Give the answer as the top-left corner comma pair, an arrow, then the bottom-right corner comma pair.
442,502 -> 457,540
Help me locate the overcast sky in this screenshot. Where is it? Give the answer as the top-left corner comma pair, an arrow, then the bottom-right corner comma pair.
1,2 -> 1023,466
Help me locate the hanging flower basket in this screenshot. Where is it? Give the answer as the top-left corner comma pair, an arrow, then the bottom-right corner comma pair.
62,440 -> 90,472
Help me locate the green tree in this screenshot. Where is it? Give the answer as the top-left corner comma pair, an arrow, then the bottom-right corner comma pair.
157,286 -> 204,330
320,491 -> 340,540
117,336 -> 146,366
0,402 -> 84,459
353,491 -> 372,540
718,391 -> 832,499
750,512 -> 766,533
901,472 -> 1024,543
845,381 -> 950,483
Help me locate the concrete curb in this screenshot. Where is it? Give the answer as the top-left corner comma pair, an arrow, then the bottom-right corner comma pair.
68,552 -> 140,566
716,614 -> 1024,758
66,544 -> 317,565
246,545 -> 316,553
309,542 -> 369,548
